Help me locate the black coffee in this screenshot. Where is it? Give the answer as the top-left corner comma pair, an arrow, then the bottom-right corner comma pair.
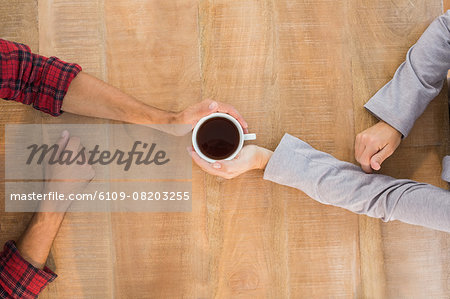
196,117 -> 240,160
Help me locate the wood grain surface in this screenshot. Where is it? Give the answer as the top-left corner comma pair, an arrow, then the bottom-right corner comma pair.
0,0 -> 449,298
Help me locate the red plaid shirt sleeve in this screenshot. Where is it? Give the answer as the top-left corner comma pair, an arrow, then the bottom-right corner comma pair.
0,39 -> 82,116
0,240 -> 57,298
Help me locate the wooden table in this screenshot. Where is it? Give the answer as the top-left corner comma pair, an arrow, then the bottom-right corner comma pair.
1,0 -> 449,298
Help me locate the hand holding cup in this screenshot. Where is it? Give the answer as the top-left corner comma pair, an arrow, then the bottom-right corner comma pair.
189,112 -> 272,179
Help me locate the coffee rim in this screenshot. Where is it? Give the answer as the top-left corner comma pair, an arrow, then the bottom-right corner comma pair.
195,117 -> 240,160
192,112 -> 245,163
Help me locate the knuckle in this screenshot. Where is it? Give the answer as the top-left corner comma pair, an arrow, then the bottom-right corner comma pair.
361,165 -> 371,172
366,135 -> 375,144
224,173 -> 233,179
360,160 -> 370,168
360,133 -> 375,144
87,169 -> 95,179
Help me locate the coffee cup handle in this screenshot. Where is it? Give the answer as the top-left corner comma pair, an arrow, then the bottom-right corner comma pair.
243,133 -> 256,141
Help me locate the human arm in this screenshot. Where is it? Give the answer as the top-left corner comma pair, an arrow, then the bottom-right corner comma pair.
356,11 -> 450,172
0,131 -> 94,298
0,39 -> 248,133
0,213 -> 65,299
62,72 -> 248,134
16,130 -> 94,267
264,134 -> 450,232
191,133 -> 450,232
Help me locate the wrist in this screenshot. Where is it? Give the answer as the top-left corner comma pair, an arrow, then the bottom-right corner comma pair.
168,110 -> 183,124
380,120 -> 402,138
255,147 -> 273,170
141,106 -> 177,124
33,212 -> 66,226
171,109 -> 192,125
120,97 -> 177,124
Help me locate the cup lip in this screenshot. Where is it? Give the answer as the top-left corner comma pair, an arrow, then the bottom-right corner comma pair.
192,112 -> 244,163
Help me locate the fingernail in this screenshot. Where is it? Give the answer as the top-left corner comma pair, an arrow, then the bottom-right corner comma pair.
186,146 -> 192,154
61,130 -> 69,138
209,101 -> 218,110
212,162 -> 221,169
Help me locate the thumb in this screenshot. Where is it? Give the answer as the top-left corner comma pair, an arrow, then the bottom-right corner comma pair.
54,130 -> 70,159
43,130 -> 69,173
370,146 -> 391,171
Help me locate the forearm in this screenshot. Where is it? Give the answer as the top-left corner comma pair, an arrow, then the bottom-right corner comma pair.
0,40 -> 172,123
365,11 -> 450,137
263,134 -> 450,232
16,212 -> 65,269
61,72 -> 175,124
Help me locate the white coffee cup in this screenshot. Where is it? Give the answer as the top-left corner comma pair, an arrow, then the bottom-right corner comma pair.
192,113 -> 256,163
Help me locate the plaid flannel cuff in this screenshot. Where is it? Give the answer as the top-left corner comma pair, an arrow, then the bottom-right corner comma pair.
34,56 -> 82,116
0,240 -> 57,298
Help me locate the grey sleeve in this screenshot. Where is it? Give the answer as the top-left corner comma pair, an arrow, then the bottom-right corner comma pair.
263,134 -> 450,233
443,156 -> 450,182
364,10 -> 450,137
